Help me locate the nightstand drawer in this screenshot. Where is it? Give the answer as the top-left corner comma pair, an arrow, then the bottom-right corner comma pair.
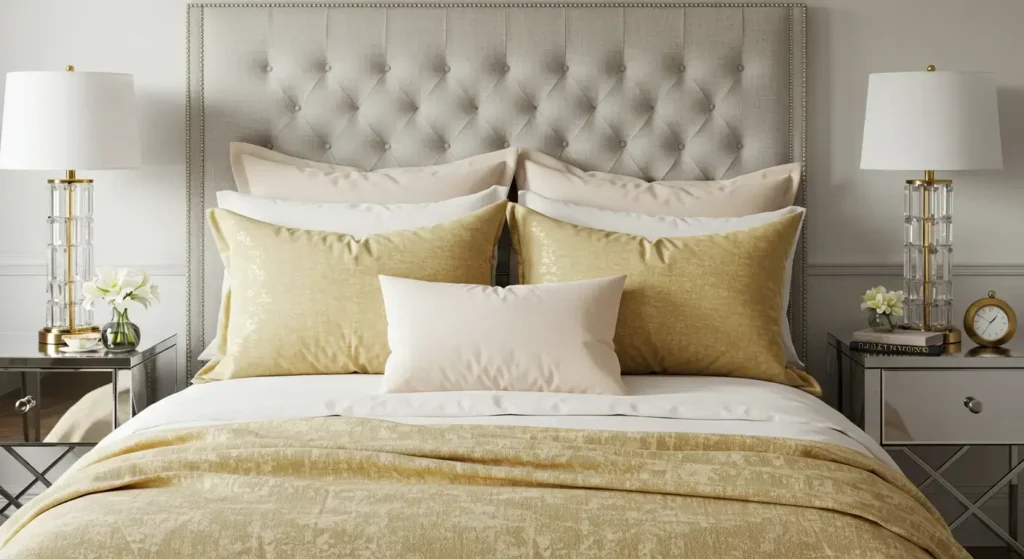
882,369 -> 1024,444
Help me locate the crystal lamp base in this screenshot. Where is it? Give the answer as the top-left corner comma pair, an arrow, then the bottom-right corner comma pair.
42,173 -> 96,344
903,175 -> 954,335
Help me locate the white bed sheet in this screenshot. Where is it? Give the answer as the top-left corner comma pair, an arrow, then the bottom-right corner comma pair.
104,375 -> 894,468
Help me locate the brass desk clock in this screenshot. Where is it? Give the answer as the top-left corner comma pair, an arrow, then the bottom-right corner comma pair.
964,291 -> 1017,348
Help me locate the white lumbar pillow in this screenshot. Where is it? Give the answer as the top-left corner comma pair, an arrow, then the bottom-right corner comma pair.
379,275 -> 627,395
517,190 -> 806,368
196,186 -> 511,361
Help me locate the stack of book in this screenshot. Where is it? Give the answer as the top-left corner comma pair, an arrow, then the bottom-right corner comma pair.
849,329 -> 945,356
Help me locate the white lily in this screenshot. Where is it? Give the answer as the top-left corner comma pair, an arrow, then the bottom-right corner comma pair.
97,266 -> 120,289
859,285 -> 905,316
82,267 -> 161,313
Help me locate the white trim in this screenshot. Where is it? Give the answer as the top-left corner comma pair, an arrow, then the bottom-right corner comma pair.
4,256 -> 1021,279
0,255 -> 185,277
809,263 -> 1024,277
4,255 -> 1020,279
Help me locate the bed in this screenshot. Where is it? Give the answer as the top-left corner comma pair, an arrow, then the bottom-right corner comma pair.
0,3 -> 968,558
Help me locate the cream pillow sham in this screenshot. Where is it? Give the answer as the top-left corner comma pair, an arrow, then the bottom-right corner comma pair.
379,275 -> 627,395
507,203 -> 819,395
216,186 -> 510,235
194,202 -> 507,382
230,142 -> 517,202
197,186 -> 511,361
516,149 -> 801,217
518,190 -> 805,368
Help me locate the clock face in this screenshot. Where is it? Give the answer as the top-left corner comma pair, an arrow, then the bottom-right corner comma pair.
972,305 -> 1011,342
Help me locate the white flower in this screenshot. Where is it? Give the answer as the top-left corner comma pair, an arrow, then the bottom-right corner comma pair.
97,267 -> 120,290
859,285 -> 904,316
82,267 -> 161,313
117,269 -> 144,294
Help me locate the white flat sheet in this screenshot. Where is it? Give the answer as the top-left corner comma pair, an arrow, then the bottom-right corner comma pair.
104,375 -> 895,468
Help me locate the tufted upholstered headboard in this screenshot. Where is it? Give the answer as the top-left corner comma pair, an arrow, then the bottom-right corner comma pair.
185,2 -> 807,381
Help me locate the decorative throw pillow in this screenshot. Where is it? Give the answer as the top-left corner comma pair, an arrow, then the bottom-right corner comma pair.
379,275 -> 627,395
518,190 -> 805,367
197,186 -> 511,361
230,142 -> 517,202
507,203 -> 819,395
515,149 -> 801,217
194,201 -> 507,382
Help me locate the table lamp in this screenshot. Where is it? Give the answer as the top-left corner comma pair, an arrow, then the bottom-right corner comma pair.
860,65 -> 1002,342
0,66 -> 140,345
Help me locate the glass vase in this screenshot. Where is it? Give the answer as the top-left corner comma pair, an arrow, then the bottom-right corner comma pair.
867,312 -> 898,332
101,309 -> 141,353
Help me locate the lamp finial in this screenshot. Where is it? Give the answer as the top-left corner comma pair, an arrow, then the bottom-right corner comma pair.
926,64 -> 936,72
65,65 -> 75,72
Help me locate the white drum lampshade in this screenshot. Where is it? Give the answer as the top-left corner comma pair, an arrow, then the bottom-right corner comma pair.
860,67 -> 1002,337
861,70 -> 1002,171
0,68 -> 140,344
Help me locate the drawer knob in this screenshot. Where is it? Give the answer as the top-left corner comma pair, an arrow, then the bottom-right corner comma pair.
14,396 -> 36,414
964,396 -> 983,414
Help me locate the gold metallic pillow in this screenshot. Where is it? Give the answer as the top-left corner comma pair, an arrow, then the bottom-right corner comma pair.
194,202 -> 507,382
507,203 -> 820,395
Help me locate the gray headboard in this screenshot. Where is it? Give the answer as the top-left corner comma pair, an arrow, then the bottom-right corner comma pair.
185,2 -> 808,380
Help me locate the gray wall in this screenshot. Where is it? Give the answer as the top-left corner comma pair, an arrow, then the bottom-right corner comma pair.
1,0 -> 1022,546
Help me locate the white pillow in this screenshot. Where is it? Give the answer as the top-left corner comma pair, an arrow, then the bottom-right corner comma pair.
215,186 -> 509,236
379,275 -> 627,395
518,191 -> 805,368
196,186 -> 511,361
230,143 -> 517,203
516,148 -> 801,217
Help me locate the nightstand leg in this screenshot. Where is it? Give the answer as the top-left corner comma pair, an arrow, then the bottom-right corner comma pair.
111,371 -> 119,432
130,368 -> 136,418
1013,445 -> 1020,543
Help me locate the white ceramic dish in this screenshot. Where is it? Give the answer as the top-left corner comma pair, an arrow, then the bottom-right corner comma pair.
64,333 -> 103,350
59,345 -> 104,353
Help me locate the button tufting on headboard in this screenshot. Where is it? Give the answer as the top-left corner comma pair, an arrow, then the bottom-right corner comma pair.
185,3 -> 808,382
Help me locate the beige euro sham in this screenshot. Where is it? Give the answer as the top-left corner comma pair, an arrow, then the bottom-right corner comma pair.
194,202 -> 507,381
379,275 -> 627,395
507,203 -> 819,394
516,148 -> 801,217
230,142 -> 517,202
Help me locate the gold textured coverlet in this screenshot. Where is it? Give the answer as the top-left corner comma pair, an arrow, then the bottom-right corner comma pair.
0,418 -> 966,558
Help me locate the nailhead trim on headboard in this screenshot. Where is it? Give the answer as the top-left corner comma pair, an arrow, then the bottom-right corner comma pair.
185,6 -> 192,379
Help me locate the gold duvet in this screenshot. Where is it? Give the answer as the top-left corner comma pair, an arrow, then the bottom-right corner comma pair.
0,418 -> 967,558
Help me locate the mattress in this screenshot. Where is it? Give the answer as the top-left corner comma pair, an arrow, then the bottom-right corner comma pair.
105,374 -> 894,468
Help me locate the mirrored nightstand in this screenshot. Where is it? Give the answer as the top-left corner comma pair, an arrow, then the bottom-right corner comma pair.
828,332 -> 1024,557
0,333 -> 177,519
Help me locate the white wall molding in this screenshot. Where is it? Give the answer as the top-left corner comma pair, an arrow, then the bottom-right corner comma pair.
4,255 -> 1023,279
809,263 -> 1024,277
0,255 -> 185,277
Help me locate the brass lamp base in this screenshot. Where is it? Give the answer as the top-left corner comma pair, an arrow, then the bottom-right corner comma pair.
899,326 -> 961,345
39,325 -> 100,345
943,328 -> 962,345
